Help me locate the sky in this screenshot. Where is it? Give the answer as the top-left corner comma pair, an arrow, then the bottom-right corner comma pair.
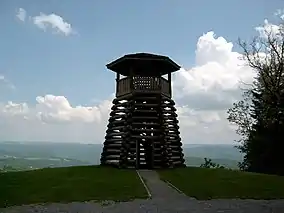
0,0 -> 283,144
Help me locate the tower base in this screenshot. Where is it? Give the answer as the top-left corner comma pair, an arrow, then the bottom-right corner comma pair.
100,93 -> 185,169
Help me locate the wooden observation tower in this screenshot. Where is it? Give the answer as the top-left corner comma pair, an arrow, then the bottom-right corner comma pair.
100,53 -> 185,169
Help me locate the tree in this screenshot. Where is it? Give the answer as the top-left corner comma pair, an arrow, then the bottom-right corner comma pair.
227,17 -> 284,175
200,158 -> 225,169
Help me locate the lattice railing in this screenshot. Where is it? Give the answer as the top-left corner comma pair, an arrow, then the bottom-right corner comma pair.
116,76 -> 170,97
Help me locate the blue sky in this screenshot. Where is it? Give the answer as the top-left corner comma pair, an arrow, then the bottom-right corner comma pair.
1,0 -> 282,105
0,0 -> 283,143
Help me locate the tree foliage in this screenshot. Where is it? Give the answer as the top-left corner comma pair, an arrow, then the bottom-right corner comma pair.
200,158 -> 225,169
227,18 -> 284,175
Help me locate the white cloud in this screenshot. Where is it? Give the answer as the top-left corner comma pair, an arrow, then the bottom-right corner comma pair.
256,9 -> 284,39
0,31 -> 256,144
16,8 -> 26,22
255,19 -> 282,39
4,10 -> 282,144
32,13 -> 75,36
0,95 -> 111,142
15,8 -> 75,36
168,31 -> 256,144
34,95 -> 110,124
0,28 -> 250,144
173,31 -> 255,111
0,94 -> 237,144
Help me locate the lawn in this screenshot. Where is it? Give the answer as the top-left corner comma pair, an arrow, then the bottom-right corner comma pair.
159,167 -> 284,200
0,166 -> 148,208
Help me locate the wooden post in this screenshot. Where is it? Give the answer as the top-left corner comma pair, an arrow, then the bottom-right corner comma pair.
129,67 -> 134,91
116,73 -> 120,97
168,73 -> 172,97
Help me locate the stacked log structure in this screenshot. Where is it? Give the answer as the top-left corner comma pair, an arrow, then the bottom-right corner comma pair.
100,93 -> 185,169
100,53 -> 186,169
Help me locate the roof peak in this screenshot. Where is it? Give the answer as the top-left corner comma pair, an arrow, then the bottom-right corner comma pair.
106,52 -> 180,76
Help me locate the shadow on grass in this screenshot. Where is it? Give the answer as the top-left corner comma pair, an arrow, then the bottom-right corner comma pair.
0,165 -> 148,208
158,167 -> 284,200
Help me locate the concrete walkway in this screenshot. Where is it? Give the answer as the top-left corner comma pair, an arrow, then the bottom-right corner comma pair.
2,170 -> 284,212
137,169 -> 190,200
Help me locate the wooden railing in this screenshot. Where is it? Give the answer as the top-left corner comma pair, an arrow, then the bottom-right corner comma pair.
160,77 -> 170,96
116,77 -> 131,97
116,76 -> 171,97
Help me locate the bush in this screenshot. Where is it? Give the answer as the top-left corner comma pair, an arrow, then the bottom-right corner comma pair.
200,158 -> 225,169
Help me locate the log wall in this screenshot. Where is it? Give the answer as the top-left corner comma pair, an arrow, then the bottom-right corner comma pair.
100,93 -> 185,169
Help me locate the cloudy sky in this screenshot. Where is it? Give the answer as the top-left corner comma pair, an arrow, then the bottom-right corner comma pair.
0,0 -> 283,144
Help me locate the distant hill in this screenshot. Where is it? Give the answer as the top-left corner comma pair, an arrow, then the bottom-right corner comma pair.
0,141 -> 102,164
183,144 -> 243,161
185,156 -> 239,169
0,141 -> 242,170
0,156 -> 90,171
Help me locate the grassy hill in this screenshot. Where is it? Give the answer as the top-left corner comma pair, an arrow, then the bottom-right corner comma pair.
1,165 -> 284,208
159,167 -> 284,200
0,166 -> 147,208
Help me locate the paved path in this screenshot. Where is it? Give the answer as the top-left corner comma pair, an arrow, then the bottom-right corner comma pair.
1,170 -> 284,213
137,169 -> 191,200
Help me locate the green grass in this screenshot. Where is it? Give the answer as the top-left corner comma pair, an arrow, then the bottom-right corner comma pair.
0,165 -> 148,208
159,167 -> 284,200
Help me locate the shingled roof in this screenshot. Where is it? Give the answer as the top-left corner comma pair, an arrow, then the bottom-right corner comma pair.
106,53 -> 180,76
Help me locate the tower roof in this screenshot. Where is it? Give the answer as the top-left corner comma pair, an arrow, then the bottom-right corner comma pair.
106,53 -> 180,76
